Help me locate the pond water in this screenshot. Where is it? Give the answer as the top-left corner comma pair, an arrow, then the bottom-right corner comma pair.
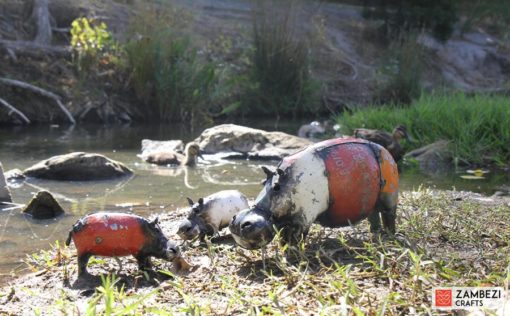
0,122 -> 508,282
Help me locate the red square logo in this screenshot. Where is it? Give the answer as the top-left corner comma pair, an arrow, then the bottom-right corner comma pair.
435,289 -> 452,307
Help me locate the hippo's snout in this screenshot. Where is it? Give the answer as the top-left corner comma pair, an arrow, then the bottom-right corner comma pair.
229,208 -> 275,250
177,220 -> 200,240
165,242 -> 180,261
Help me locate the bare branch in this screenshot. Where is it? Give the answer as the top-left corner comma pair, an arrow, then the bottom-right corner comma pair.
0,97 -> 31,124
0,40 -> 71,58
0,78 -> 76,124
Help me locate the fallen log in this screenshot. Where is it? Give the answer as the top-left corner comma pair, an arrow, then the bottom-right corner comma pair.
0,97 -> 31,124
0,40 -> 71,58
0,78 -> 75,124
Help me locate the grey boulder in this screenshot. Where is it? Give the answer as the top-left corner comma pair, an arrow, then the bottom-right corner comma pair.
405,140 -> 454,176
194,124 -> 312,160
24,152 -> 132,181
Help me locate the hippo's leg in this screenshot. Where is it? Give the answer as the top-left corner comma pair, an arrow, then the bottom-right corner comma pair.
377,193 -> 397,235
135,255 -> 152,271
280,224 -> 310,248
78,253 -> 92,276
368,211 -> 382,233
381,205 -> 396,235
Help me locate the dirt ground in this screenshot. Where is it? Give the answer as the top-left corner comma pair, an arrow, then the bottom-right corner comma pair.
0,190 -> 509,315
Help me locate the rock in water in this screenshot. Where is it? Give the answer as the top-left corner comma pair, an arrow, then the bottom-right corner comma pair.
405,140 -> 453,176
0,162 -> 12,203
22,191 -> 65,219
194,124 -> 312,160
4,168 -> 25,181
140,139 -> 184,156
23,152 -> 132,181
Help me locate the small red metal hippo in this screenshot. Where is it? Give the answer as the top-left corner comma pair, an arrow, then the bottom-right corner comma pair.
66,212 -> 179,276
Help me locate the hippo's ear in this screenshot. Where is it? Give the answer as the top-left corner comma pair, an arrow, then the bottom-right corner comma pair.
186,197 -> 194,206
198,198 -> 204,206
276,168 -> 285,177
151,217 -> 159,226
261,166 -> 274,179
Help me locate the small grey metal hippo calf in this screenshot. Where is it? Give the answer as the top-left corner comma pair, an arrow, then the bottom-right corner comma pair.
177,190 -> 249,240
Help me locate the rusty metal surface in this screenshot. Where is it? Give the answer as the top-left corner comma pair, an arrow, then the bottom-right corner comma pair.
318,142 -> 380,226
281,137 -> 399,227
72,213 -> 146,257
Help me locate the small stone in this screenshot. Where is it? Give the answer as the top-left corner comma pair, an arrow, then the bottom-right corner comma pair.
4,169 -> 25,181
22,191 -> 65,219
0,162 -> 13,203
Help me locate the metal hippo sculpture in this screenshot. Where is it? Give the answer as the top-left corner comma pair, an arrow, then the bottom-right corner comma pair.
178,190 -> 249,240
66,212 -> 180,276
229,137 -> 399,250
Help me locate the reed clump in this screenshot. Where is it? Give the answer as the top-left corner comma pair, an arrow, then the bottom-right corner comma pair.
337,93 -> 510,165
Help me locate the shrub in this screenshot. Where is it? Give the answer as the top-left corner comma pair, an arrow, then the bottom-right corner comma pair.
124,5 -> 218,124
247,0 -> 318,117
376,37 -> 424,104
70,17 -> 120,73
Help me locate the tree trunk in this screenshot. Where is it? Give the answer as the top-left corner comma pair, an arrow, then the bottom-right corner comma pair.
32,0 -> 52,44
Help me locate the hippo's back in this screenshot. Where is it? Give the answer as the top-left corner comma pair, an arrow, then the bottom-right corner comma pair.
206,190 -> 250,228
71,213 -> 147,257
282,137 -> 398,227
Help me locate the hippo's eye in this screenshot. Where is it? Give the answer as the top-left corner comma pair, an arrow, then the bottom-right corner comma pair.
273,183 -> 280,191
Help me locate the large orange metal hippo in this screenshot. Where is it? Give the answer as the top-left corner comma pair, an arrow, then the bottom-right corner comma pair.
229,137 -> 399,249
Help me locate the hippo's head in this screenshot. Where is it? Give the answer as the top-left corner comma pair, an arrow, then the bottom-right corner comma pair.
144,217 -> 180,261
229,166 -> 289,249
177,197 -> 214,240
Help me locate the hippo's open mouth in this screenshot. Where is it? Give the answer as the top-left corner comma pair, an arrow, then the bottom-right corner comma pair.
229,207 -> 275,250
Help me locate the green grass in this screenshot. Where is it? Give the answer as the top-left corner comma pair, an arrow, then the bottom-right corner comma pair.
336,93 -> 510,165
3,189 -> 509,314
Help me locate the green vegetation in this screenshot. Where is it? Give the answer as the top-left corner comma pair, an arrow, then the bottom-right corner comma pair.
3,189 -> 509,314
67,0 -> 319,123
70,17 -> 121,73
376,38 -> 424,104
124,5 -> 218,124
246,0 -> 318,117
337,93 -> 510,165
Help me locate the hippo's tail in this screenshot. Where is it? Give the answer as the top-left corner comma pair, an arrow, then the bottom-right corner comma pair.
65,230 -> 73,246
